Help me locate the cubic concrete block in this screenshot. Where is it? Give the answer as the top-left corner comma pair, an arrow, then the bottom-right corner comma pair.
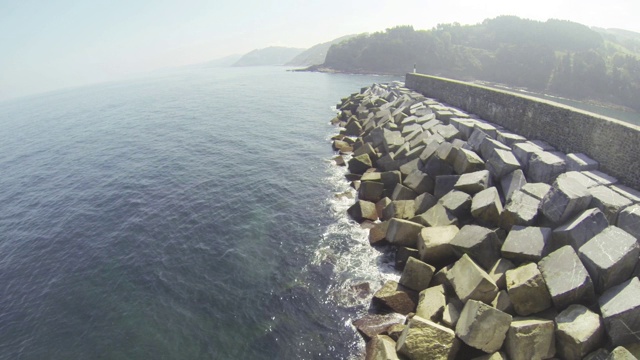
488,258 -> 516,290
419,139 -> 441,162
436,141 -> 457,164
373,280 -> 418,315
399,158 -> 423,178
382,200 -> 416,220
527,151 -> 567,184
386,218 -> 425,248
539,246 -> 595,309
611,185 -> 640,204
348,200 -> 378,223
424,156 -> 454,179
415,285 -> 446,322
501,169 -> 527,203
359,181 -> 385,203
414,192 -> 437,215
583,170 -> 618,186
555,304 -> 605,360
474,122 -> 498,138
443,299 -> 463,329
471,187 -> 503,226
599,277 -> 640,347
365,335 -> 400,360
453,119 -> 478,139
397,316 -> 460,360
391,183 -> 418,200
411,203 -> 458,227
417,225 -> 459,267
376,154 -> 399,172
450,225 -> 502,270
369,220 -> 390,245
467,128 -> 490,152
434,174 -> 460,199
431,264 -> 454,294
578,226 -> 639,293
486,148 -> 521,180
500,190 -> 541,230
403,169 -> 435,195
566,153 -> 599,171
447,254 -> 499,304
354,143 -> 378,163
562,170 -> 600,189
501,226 -> 552,264
354,313 -> 407,340
380,170 -> 402,193
589,186 -> 633,224
455,299 -> 512,353
505,318 -> 556,360
395,247 -> 420,271
453,148 -> 485,175
400,257 -> 436,292
361,172 -> 383,182
618,204 -> 640,239
497,130 -> 527,147
492,290 -> 515,315
439,190 -> 472,219
521,182 -> 552,200
454,170 -> 491,195
376,197 -> 392,219
513,141 -> 543,171
381,129 -> 405,154
348,153 -> 373,174
505,263 -> 552,316
540,175 -> 592,225
479,137 -> 511,161
606,347 -> 638,359
552,208 -> 609,251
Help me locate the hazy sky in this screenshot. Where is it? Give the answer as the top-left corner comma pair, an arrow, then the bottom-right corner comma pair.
1,0 -> 639,100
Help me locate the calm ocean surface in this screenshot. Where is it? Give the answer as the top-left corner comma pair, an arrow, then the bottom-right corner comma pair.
0,67 -> 400,359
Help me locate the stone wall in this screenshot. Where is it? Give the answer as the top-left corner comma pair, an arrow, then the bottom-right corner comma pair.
405,73 -> 640,189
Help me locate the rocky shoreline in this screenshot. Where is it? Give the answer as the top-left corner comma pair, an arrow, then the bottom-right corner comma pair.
329,82 -> 640,360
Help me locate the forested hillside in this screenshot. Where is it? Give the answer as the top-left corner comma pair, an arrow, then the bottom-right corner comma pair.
322,16 -> 640,111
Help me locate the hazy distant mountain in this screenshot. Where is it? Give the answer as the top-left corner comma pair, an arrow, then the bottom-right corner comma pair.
197,54 -> 243,67
232,47 -> 305,67
285,34 -> 357,67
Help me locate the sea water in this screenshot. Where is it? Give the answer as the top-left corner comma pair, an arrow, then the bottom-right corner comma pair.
0,66 -> 402,359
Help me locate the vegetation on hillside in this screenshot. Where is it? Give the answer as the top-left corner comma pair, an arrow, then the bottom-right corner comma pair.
285,34 -> 357,66
322,17 -> 640,111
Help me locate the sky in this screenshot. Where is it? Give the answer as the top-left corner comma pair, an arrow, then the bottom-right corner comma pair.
1,0 -> 639,100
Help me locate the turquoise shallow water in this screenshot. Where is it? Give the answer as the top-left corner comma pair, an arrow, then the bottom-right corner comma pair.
0,67 -> 399,359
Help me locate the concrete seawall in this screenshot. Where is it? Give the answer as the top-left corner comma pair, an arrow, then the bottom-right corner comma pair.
405,73 -> 640,189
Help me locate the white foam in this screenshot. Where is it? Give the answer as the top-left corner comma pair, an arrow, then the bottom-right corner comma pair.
310,158 -> 400,311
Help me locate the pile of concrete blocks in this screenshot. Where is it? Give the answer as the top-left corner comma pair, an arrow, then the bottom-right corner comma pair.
331,82 -> 640,360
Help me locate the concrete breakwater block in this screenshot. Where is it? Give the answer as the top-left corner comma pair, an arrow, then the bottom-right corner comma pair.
540,174 -> 593,225
538,246 -> 595,309
331,82 -> 640,360
447,254 -> 499,304
504,318 -> 556,360
598,277 -> 640,347
397,316 -> 460,360
578,226 -> 639,294
456,299 -> 512,353
505,263 -> 552,316
450,225 -> 502,270
555,304 -> 605,360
